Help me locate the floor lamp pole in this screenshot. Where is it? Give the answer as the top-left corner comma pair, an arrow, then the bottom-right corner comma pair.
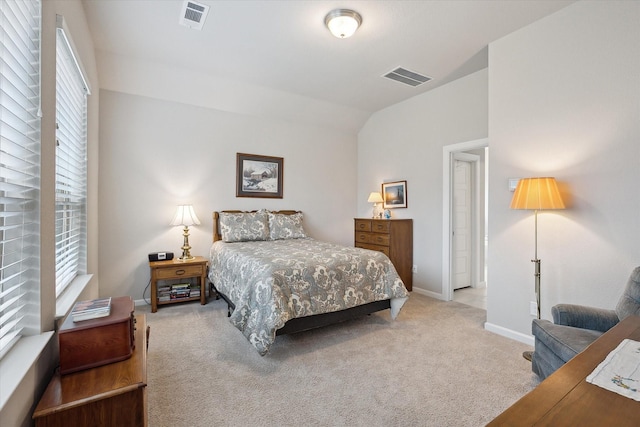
532,209 -> 541,319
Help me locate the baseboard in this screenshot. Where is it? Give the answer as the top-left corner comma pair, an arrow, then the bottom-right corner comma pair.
411,287 -> 445,300
484,322 -> 534,347
134,298 -> 150,307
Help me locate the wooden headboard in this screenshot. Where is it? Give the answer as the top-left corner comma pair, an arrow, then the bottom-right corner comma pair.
212,210 -> 300,242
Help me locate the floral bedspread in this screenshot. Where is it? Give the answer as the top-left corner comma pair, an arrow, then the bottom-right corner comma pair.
209,238 -> 409,355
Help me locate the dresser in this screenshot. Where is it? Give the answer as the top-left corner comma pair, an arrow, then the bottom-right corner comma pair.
354,218 -> 413,291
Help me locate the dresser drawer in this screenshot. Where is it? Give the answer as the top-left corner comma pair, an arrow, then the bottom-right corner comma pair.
356,243 -> 390,257
355,219 -> 372,232
371,221 -> 390,233
155,264 -> 204,280
355,232 -> 390,246
368,233 -> 390,246
355,232 -> 372,244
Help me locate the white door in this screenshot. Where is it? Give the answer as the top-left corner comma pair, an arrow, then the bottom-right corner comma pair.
442,139 -> 487,302
452,157 -> 472,290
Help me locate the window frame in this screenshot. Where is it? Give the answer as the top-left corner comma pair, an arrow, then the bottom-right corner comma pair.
54,15 -> 90,299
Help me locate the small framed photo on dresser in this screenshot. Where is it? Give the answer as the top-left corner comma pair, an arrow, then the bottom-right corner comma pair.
382,180 -> 407,209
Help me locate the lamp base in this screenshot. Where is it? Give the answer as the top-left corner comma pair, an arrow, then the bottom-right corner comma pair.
178,226 -> 194,261
372,203 -> 382,219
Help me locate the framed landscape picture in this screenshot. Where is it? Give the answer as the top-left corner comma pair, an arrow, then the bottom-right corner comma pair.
236,153 -> 284,198
382,180 -> 407,209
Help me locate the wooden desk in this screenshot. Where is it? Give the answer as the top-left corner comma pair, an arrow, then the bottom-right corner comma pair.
33,315 -> 148,427
488,315 -> 640,426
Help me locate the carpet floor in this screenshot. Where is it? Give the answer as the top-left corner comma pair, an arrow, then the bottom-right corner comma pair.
141,293 -> 538,426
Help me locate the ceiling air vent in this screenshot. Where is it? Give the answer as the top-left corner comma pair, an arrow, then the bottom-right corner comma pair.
179,0 -> 210,30
383,67 -> 431,87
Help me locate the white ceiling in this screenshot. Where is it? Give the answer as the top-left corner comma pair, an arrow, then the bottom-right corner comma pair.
82,0 -> 575,115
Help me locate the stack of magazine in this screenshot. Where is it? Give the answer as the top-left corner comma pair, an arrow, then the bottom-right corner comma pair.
71,297 -> 112,322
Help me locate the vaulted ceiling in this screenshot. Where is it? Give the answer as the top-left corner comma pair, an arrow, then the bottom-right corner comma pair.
83,0 -> 575,115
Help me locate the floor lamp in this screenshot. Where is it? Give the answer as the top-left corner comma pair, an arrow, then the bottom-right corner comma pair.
510,177 -> 565,320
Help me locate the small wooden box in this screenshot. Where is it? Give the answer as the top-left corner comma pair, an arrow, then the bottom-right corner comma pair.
59,296 -> 135,375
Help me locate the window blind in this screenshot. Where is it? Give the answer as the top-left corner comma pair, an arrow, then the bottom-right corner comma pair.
0,0 -> 41,360
55,21 -> 89,297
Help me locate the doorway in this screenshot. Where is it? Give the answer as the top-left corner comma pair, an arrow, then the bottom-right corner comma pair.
442,139 -> 488,306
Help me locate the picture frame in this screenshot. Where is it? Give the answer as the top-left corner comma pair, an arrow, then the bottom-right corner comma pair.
382,180 -> 407,209
236,153 -> 284,198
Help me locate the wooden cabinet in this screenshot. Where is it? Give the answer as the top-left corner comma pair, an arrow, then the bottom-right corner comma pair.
355,218 -> 413,291
149,256 -> 208,313
33,315 -> 148,427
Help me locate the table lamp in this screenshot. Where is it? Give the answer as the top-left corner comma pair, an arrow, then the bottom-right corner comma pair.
368,192 -> 384,218
170,205 -> 201,261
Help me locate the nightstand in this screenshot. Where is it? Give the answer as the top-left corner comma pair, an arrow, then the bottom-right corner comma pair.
149,256 -> 208,312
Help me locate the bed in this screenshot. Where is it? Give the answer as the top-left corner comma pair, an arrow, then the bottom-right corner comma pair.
208,210 -> 409,355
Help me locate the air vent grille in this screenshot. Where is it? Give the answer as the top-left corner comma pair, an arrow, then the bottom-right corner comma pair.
383,67 -> 431,87
179,0 -> 210,30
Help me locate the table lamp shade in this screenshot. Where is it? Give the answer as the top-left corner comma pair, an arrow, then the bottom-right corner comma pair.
170,205 -> 201,226
367,192 -> 383,203
510,177 -> 564,210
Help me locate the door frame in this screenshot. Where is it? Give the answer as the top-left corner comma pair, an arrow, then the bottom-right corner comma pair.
442,138 -> 488,301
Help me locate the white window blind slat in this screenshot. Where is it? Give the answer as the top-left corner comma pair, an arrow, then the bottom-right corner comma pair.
0,0 -> 41,361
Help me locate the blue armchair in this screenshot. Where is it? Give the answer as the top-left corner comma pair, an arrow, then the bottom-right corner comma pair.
531,266 -> 640,380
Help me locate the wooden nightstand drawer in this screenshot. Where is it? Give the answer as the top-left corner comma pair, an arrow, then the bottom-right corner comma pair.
155,265 -> 203,280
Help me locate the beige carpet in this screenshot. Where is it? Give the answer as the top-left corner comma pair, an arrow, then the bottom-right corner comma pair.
141,293 -> 538,426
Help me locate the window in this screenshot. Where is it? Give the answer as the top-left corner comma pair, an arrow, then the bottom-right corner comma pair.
55,18 -> 89,297
0,0 -> 41,359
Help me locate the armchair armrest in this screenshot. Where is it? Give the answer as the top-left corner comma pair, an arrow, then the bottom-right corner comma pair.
552,304 -> 619,332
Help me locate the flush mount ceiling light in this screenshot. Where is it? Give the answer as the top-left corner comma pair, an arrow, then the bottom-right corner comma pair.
325,9 -> 362,38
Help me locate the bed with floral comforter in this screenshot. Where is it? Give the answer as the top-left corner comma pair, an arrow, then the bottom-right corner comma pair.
209,230 -> 409,355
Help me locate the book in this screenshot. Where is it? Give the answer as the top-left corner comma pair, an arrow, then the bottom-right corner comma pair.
72,309 -> 111,322
71,297 -> 111,322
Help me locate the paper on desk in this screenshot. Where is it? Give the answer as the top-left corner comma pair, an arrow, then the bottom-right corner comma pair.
586,338 -> 640,401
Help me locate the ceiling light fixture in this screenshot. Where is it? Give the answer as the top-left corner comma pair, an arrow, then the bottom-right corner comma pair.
325,9 -> 362,39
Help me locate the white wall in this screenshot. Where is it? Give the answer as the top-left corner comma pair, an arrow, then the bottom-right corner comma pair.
358,69 -> 489,295
98,90 -> 357,299
486,0 -> 640,337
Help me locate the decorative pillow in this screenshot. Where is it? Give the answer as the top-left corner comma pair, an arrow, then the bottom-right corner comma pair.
268,211 -> 307,240
219,210 -> 269,242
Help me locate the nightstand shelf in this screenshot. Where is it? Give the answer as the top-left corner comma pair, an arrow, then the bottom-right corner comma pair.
149,256 -> 208,313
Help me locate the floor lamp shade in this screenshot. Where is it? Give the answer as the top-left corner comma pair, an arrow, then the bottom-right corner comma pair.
510,177 -> 564,210
510,177 -> 565,321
